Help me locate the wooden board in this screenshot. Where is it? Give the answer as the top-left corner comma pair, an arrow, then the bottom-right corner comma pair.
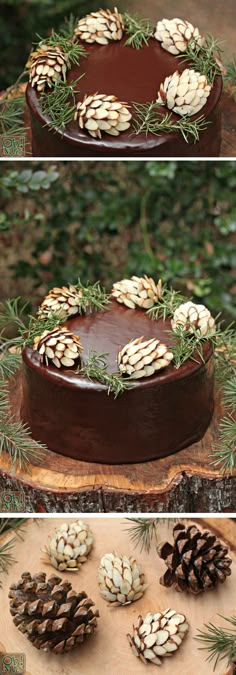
1,89 -> 236,158
0,370 -> 236,513
0,518 -> 235,675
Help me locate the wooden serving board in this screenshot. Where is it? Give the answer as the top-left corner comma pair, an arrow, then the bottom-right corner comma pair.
0,518 -> 235,675
0,370 -> 236,513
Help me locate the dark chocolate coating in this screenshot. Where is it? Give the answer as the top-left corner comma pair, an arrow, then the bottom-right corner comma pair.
21,302 -> 214,464
26,37 -> 222,157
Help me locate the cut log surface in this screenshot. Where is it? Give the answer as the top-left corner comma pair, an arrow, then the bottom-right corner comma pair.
0,518 -> 235,675
0,370 -> 235,513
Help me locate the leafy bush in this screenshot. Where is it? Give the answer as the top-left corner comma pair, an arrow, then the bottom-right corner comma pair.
0,160 -> 235,319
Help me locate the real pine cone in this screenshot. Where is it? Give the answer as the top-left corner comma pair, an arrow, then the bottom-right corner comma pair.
127,608 -> 189,665
118,337 -> 173,379
33,327 -> 83,369
37,285 -> 84,320
157,523 -> 232,595
74,93 -> 131,138
9,571 -> 99,653
154,18 -> 203,55
44,520 -> 94,572
112,275 -> 163,310
97,552 -> 148,605
27,45 -> 68,92
171,300 -> 215,336
74,7 -> 124,45
156,68 -> 212,116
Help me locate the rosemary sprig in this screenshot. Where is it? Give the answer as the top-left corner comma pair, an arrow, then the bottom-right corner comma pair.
195,616 -> 236,670
179,34 -> 223,84
123,12 -> 154,49
40,78 -> 82,133
79,351 -> 134,398
132,103 -> 210,143
35,31 -> 86,67
147,286 -> 187,321
74,279 -> 110,314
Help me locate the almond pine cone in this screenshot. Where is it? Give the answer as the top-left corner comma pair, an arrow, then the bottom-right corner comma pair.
157,523 -> 232,595
33,327 -> 83,369
154,18 -> 203,55
112,275 -> 163,310
27,45 -> 68,92
98,552 -> 148,605
171,300 -> 215,336
156,68 -> 212,116
9,572 -> 99,653
127,608 -> 189,665
74,7 -> 124,45
37,285 -> 84,320
74,93 -> 131,138
118,336 -> 173,379
44,520 -> 94,572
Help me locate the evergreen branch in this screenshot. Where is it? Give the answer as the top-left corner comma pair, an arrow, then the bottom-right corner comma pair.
132,103 -> 210,143
0,538 -> 16,581
0,95 -> 25,135
74,279 -> 110,314
79,351 -> 134,398
195,616 -> 236,670
0,518 -> 25,537
123,12 -> 154,49
0,297 -> 28,334
59,13 -> 79,40
124,518 -> 160,552
147,286 -> 187,321
0,351 -> 21,379
35,31 -> 87,66
0,413 -> 47,470
210,325 -> 236,473
24,313 -> 64,347
179,34 -> 223,84
40,78 -> 83,133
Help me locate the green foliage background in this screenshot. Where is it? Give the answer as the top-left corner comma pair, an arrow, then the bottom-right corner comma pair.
0,160 -> 235,319
0,0 -> 109,89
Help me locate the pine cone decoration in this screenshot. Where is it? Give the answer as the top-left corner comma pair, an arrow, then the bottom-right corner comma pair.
27,45 -> 68,92
74,93 -> 131,138
118,337 -> 173,379
112,276 -> 163,310
127,608 -> 189,665
44,520 -> 93,572
171,300 -> 215,336
33,327 -> 83,369
74,7 -> 124,45
97,552 -> 148,605
157,523 -> 232,595
156,68 -> 212,116
37,285 -> 84,320
154,18 -> 203,55
9,571 -> 99,653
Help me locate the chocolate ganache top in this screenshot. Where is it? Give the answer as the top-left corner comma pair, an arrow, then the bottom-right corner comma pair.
23,300 -> 213,390
26,36 -> 222,155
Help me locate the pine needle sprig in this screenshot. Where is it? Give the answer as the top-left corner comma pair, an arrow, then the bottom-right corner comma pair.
0,351 -> 21,379
0,95 -> 26,136
123,12 -> 154,49
0,297 -> 28,334
78,351 -> 134,399
195,616 -> 236,670
74,279 -> 110,314
0,518 -> 25,537
210,325 -> 236,473
40,78 -> 83,133
224,55 -> 236,84
0,539 -> 16,581
179,34 -> 223,84
124,518 -> 160,552
147,286 -> 187,321
0,414 -> 47,470
59,13 -> 79,40
35,31 -> 87,67
132,103 -> 210,143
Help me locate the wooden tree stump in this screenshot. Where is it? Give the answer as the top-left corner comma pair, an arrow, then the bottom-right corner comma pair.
0,369 -> 235,513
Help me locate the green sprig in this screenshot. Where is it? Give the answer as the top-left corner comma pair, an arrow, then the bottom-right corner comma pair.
195,616 -> 236,670
123,12 -> 154,49
35,31 -> 86,67
124,517 -> 178,552
132,103 -> 210,143
40,78 -> 82,133
179,34 -> 223,84
147,286 -> 187,321
224,55 -> 236,84
79,351 -> 134,398
74,279 -> 110,314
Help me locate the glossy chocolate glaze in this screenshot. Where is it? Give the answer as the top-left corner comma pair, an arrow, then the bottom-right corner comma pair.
26,37 -> 222,157
21,302 -> 214,464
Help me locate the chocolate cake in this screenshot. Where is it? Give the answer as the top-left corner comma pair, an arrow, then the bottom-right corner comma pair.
26,11 -> 222,157
21,287 -> 215,464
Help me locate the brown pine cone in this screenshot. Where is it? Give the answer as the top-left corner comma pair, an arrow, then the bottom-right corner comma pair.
9,571 -> 99,653
157,523 -> 232,595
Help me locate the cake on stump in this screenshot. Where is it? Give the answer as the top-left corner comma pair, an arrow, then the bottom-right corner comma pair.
20,276 -> 216,464
25,10 -> 223,157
